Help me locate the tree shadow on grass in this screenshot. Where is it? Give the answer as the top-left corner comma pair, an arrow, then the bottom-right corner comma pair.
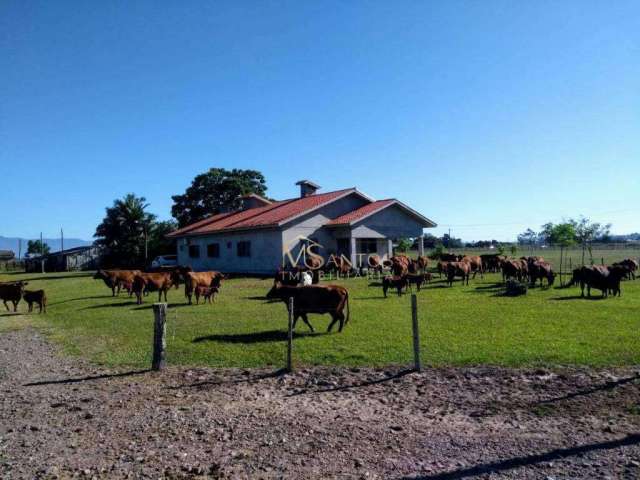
132,302 -> 193,310
23,369 -> 150,387
193,329 -> 326,344
401,434 -> 640,480
287,368 -> 415,396
0,312 -> 23,318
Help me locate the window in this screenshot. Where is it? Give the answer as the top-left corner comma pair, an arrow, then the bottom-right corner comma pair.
188,245 -> 200,258
207,243 -> 220,258
358,239 -> 377,254
237,241 -> 251,257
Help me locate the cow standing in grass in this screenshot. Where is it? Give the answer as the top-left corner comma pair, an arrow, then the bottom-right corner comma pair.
132,271 -> 181,304
93,270 -> 141,296
0,281 -> 27,312
23,289 -> 47,313
184,271 -> 225,305
266,282 -> 350,333
529,261 -> 555,287
446,262 -> 471,286
570,265 -> 625,298
382,275 -> 408,297
461,255 -> 484,279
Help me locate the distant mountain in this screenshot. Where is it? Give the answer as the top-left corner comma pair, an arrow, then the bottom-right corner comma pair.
0,236 -> 92,258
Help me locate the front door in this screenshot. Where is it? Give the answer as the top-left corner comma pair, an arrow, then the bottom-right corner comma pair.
336,238 -> 350,258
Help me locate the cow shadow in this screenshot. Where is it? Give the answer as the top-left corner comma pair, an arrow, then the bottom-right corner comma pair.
474,283 -> 503,291
550,295 -> 606,301
48,295 -> 113,306
193,329 -> 326,344
82,301 -> 139,309
0,312 -> 23,317
133,302 -> 194,310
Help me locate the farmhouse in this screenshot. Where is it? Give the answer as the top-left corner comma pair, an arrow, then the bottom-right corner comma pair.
168,180 -> 436,274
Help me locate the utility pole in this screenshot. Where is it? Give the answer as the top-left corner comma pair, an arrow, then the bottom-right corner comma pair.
40,232 -> 45,274
18,239 -> 21,261
61,228 -> 66,271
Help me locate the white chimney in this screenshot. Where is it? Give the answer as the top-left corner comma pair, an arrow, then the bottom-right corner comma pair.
296,180 -> 320,198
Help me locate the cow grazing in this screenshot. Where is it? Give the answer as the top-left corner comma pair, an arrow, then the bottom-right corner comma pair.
461,255 -> 484,279
133,271 -> 181,304
184,271 -> 225,305
0,281 -> 27,312
93,269 -> 141,296
406,273 -> 431,292
194,285 -> 219,304
382,275 -> 408,297
266,283 -> 350,333
528,261 -> 555,287
571,265 -> 625,298
502,259 -> 528,283
23,289 -> 47,313
446,262 -> 471,286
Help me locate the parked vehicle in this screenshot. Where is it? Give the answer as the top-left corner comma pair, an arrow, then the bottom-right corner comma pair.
151,255 -> 177,269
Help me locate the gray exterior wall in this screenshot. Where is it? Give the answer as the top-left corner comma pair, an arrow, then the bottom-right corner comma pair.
176,229 -> 282,274
281,192 -> 369,257
349,204 -> 425,239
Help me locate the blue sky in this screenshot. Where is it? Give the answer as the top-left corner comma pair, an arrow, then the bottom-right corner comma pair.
1,1 -> 638,241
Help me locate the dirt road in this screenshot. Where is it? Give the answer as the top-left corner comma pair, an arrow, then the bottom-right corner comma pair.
1,328 -> 639,479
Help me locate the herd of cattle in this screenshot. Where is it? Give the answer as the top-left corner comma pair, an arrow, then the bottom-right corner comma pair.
0,255 -> 637,332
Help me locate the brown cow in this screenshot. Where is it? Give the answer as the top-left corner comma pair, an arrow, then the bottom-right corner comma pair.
436,260 -> 450,278
382,275 -> 408,297
194,285 -> 219,304
613,259 -> 638,280
266,283 -> 350,333
461,255 -> 484,279
390,255 -> 410,276
572,265 -> 624,298
23,289 -> 47,313
367,254 -> 383,273
184,271 -> 225,305
133,271 -> 181,304
93,269 -> 141,296
502,259 -> 527,282
0,281 -> 27,312
480,254 -> 505,273
529,261 -> 555,287
446,262 -> 471,286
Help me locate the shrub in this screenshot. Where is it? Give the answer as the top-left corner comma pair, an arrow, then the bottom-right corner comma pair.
505,279 -> 527,296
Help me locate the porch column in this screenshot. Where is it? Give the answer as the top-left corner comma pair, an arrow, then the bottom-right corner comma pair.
350,236 -> 357,269
418,234 -> 424,257
387,238 -> 393,259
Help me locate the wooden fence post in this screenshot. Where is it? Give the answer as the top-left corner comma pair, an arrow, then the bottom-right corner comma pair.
411,294 -> 421,372
286,297 -> 294,372
152,303 -> 167,371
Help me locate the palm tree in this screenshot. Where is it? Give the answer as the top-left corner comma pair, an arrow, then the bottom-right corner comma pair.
95,194 -> 156,267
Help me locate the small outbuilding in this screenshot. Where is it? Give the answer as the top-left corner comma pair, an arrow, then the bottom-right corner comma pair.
25,246 -> 101,273
168,181 -> 436,274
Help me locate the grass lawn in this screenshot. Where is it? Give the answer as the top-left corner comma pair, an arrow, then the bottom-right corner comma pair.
1,269 -> 639,369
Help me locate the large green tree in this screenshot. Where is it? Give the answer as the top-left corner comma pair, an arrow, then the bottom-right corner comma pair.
94,194 -> 156,267
27,239 -> 50,256
171,168 -> 268,227
540,222 -> 577,286
569,217 -> 611,265
147,220 -> 178,259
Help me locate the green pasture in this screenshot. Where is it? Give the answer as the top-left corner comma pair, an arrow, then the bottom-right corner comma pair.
1,264 -> 639,369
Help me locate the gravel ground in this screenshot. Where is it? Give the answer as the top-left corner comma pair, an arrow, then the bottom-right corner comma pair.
0,328 -> 639,479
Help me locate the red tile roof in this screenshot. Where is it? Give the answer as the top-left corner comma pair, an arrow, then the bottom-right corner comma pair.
168,188 -> 358,237
325,199 -> 396,226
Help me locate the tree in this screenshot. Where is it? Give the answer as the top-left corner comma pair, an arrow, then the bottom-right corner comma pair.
517,228 -> 538,246
94,194 -> 156,267
171,168 -> 268,227
27,240 -> 50,256
541,222 -> 576,286
396,237 -> 412,253
569,217 -> 611,265
147,220 -> 178,260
